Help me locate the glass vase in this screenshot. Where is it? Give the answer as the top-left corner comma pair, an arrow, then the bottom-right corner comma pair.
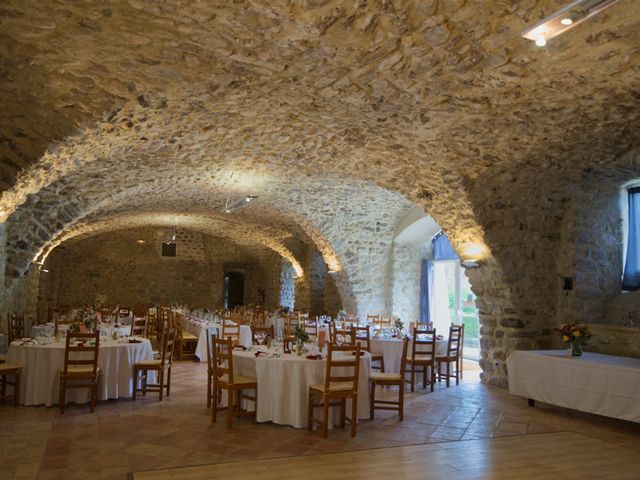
571,342 -> 582,357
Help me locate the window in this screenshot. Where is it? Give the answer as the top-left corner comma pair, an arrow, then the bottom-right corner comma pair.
622,187 -> 640,290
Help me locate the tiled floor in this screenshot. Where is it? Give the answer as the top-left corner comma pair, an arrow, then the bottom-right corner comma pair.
1,360 -> 639,480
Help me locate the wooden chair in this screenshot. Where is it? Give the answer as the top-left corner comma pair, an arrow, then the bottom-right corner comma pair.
252,325 -> 274,345
330,321 -> 353,344
130,316 -> 148,337
370,337 -> 408,420
284,315 -> 298,336
8,313 -> 25,343
59,331 -> 101,414
367,314 -> 381,325
453,323 -> 465,379
221,322 -> 240,345
436,324 -> 464,387
307,343 -> 361,438
304,319 -> 319,337
405,326 -> 436,392
376,316 -> 393,330
211,336 -> 257,428
174,313 -> 198,360
133,327 -> 175,401
350,325 -> 385,372
0,364 -> 21,406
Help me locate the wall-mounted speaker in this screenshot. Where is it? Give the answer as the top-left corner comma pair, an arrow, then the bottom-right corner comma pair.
161,242 -> 176,257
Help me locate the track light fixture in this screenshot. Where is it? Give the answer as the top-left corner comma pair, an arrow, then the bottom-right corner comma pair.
222,194 -> 258,214
521,0 -> 622,47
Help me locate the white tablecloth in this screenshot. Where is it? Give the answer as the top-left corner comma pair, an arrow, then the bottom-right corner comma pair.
507,350 -> 640,423
232,349 -> 371,428
191,322 -> 252,360
370,337 -> 449,373
7,338 -> 153,406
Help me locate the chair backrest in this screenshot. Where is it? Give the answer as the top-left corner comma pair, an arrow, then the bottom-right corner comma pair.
447,324 -> 464,358
330,321 -> 353,344
8,313 -> 25,343
412,326 -> 436,361
324,343 -> 361,394
367,314 -> 381,325
222,322 -> 240,344
252,325 -> 274,344
62,331 -> 100,376
206,330 -> 216,374
399,337 -> 410,373
130,316 -> 148,337
376,316 -> 392,329
304,320 -> 318,337
284,314 -> 299,336
118,307 -> 131,320
160,326 -> 176,368
350,325 -> 371,352
252,309 -> 266,326
212,336 -> 235,384
173,312 -> 185,338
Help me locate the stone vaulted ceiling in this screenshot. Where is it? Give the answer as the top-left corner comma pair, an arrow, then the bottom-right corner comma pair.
0,0 -> 639,278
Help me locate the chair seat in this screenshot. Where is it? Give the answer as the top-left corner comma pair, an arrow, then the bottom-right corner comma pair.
181,333 -> 198,341
62,366 -> 101,375
0,363 -> 21,373
217,374 -> 256,386
0,353 -> 7,363
370,372 -> 402,382
406,355 -> 433,363
436,354 -> 458,361
309,382 -> 355,393
136,359 -> 162,367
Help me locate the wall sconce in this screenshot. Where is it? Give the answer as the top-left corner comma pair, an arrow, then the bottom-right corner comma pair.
521,0 -> 622,47
460,242 -> 487,268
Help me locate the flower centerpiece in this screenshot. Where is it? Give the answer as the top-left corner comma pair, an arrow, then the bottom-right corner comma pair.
394,317 -> 404,336
556,323 -> 592,357
293,323 -> 310,355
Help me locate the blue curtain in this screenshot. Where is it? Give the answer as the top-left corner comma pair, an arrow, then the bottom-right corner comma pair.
419,259 -> 433,324
622,187 -> 640,290
432,232 -> 459,260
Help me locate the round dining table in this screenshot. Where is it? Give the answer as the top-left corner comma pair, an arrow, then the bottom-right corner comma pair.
184,319 -> 252,360
232,348 -> 371,428
370,337 -> 449,373
7,337 -> 153,406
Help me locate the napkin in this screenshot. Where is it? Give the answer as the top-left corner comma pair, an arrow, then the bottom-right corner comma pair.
306,354 -> 322,360
233,345 -> 247,351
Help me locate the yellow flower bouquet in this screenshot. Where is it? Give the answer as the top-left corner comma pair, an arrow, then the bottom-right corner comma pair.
556,324 -> 592,356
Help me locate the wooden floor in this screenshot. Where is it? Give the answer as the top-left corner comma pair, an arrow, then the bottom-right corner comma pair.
133,431 -> 640,480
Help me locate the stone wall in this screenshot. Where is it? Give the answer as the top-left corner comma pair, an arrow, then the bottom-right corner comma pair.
279,259 -> 295,310
38,228 -> 283,312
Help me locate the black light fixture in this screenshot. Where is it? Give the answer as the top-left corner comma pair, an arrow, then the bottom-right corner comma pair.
161,228 -> 177,257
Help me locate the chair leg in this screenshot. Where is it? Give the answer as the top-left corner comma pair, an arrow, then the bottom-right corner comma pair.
0,374 -> 5,402
227,389 -> 233,429
340,399 -> 346,428
446,362 -> 450,388
422,364 -> 427,389
207,371 -> 212,408
410,363 -> 415,392
430,364 -> 435,392
212,385 -> 218,423
369,381 -> 375,420
322,399 -> 329,439
14,372 -> 20,406
166,366 -> 172,397
399,381 -> 404,420
307,391 -> 314,430
158,370 -> 164,402
350,394 -> 358,437
59,376 -> 65,415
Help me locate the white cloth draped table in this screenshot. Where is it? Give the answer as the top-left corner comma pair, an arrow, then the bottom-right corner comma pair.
370,337 -> 449,373
507,350 -> 640,423
190,321 -> 252,360
7,338 -> 153,406
231,350 -> 371,428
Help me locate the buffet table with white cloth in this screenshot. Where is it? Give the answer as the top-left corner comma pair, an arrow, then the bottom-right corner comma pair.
188,321 -> 252,360
370,337 -> 449,373
507,350 -> 640,423
232,349 -> 371,428
7,338 -> 153,406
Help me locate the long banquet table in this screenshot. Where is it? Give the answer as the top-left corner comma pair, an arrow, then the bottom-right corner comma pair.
7,337 -> 153,406
232,349 -> 371,428
507,350 -> 640,423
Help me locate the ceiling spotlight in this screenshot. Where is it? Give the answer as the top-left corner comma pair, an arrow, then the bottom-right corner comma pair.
521,0 -> 622,45
42,268 -> 49,273
137,239 -> 146,244
222,194 -> 258,214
